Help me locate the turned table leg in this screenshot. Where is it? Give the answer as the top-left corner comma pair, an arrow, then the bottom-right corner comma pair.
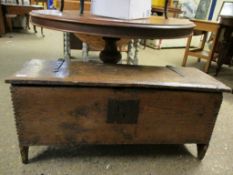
33,25 -> 37,33
100,37 -> 122,64
20,145 -> 29,164
197,144 -> 209,160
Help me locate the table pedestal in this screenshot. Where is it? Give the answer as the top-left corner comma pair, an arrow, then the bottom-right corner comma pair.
100,37 -> 122,64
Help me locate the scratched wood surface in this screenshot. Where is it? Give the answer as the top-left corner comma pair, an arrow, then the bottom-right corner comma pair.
5,59 -> 231,92
11,86 -> 222,145
7,59 -> 231,162
30,10 -> 195,39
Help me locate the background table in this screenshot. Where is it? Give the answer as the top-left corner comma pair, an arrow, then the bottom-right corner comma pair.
1,3 -> 43,33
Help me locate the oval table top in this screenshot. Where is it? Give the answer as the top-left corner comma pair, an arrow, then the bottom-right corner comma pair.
30,10 -> 195,39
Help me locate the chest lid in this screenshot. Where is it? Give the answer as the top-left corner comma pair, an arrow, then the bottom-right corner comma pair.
5,59 -> 231,93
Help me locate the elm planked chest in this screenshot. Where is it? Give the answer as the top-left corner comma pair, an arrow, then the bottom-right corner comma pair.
6,59 -> 231,163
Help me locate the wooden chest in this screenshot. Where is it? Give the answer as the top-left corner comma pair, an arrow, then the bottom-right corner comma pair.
6,59 -> 231,163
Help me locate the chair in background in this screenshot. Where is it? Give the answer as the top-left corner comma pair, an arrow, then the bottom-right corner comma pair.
3,0 -> 43,35
182,19 -> 220,73
5,13 -> 17,32
4,0 -> 18,33
182,1 -> 233,73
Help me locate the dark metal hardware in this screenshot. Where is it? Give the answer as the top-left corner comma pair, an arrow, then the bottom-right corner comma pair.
107,99 -> 139,124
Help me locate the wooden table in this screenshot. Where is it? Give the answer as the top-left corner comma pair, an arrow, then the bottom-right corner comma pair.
6,59 -> 231,163
30,10 -> 195,64
1,3 -> 43,33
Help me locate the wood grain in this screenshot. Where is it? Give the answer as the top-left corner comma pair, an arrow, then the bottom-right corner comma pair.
6,59 -> 231,93
6,60 -> 230,162
30,10 -> 195,39
11,86 -> 222,145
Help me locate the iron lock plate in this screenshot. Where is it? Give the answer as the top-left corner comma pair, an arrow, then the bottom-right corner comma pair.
107,99 -> 139,124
